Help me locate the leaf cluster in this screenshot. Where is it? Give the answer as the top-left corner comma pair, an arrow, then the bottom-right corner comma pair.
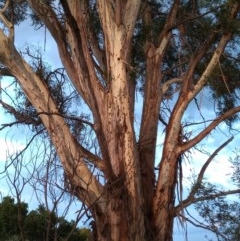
8,49 -> 87,138
195,197 -> 240,241
0,0 -> 28,26
193,181 -> 240,241
230,148 -> 240,189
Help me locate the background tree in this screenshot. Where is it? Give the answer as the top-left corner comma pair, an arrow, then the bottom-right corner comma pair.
2,137 -> 86,241
0,196 -> 90,241
5,151 -> 34,241
194,185 -> 240,241
0,196 -> 28,241
0,0 -> 240,241
24,205 -> 54,241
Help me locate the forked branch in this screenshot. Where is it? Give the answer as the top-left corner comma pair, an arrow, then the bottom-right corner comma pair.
175,137 -> 235,212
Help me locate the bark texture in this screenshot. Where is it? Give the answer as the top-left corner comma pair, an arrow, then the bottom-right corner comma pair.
0,1 -> 240,241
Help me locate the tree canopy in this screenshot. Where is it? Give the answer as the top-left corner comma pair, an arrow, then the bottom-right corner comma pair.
0,0 -> 240,241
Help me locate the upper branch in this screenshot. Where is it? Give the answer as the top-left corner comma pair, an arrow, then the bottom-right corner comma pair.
97,0 -> 141,57
65,0 -> 105,98
175,136 -> 234,212
26,0 -> 83,100
0,0 -> 14,41
156,0 -> 180,57
0,28 -> 106,210
187,2 -> 240,100
139,0 -> 180,145
123,0 -> 142,45
162,77 -> 183,94
178,107 -> 240,154
165,2 -> 239,152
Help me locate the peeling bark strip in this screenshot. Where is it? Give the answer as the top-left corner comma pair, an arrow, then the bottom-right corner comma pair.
0,1 -> 240,241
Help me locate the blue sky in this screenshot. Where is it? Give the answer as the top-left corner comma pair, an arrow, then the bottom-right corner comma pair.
0,16 -> 239,241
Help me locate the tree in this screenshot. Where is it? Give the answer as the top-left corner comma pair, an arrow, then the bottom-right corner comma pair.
0,196 -> 28,241
24,204 -> 58,241
0,0 -> 240,241
194,184 -> 240,241
0,196 -> 90,241
192,144 -> 240,241
3,139 -> 85,241
57,219 -> 91,241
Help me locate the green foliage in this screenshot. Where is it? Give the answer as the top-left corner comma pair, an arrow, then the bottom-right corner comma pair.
57,219 -> 91,241
178,0 -> 240,121
195,195 -> 240,241
11,48 -> 86,138
29,0 -> 55,29
0,0 -> 54,29
193,179 -> 240,241
0,196 -> 90,241
1,0 -> 239,128
24,204 -> 57,241
230,148 -> 240,189
130,0 -> 240,116
0,0 -> 28,25
0,196 -> 28,241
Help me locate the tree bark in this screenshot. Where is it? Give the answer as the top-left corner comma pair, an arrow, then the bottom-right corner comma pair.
0,1 -> 240,241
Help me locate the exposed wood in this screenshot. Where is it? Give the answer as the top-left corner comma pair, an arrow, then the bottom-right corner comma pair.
0,1 -> 240,241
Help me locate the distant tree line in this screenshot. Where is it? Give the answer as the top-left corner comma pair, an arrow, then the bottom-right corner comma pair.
0,196 -> 90,241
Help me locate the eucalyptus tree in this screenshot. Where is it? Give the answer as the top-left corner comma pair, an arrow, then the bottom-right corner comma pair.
195,191 -> 240,241
0,1 -> 240,241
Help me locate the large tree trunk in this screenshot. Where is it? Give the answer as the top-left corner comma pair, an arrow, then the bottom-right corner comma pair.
1,1 -> 239,241
0,1 -> 179,240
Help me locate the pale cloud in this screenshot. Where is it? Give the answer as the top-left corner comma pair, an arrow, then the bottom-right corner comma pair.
0,138 -> 26,162
182,146 -> 236,192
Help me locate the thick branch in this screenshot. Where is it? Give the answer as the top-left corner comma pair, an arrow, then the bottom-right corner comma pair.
65,0 -> 105,104
26,0 -> 84,104
156,0 -> 180,55
181,32 -> 217,93
187,2 -> 240,100
0,0 -> 14,40
0,99 -> 105,173
137,2 -> 179,216
27,0 -> 111,178
139,0 -> 180,161
165,2 -> 239,149
162,77 -> 183,94
123,0 -> 142,46
64,1 -> 114,178
163,3 -> 239,160
0,29 -> 106,211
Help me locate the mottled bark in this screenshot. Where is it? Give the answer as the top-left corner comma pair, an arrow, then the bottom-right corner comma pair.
0,1 -> 240,241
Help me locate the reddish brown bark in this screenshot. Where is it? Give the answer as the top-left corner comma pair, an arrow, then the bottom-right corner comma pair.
0,1 -> 240,241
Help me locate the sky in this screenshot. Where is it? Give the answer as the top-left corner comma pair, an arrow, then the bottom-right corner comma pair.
0,10 -> 239,241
